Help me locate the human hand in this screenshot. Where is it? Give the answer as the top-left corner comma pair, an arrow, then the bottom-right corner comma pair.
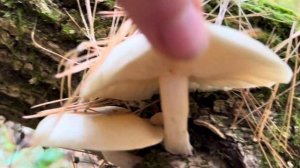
119,0 -> 208,59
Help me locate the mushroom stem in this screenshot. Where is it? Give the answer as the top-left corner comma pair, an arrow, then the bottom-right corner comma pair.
159,75 -> 192,155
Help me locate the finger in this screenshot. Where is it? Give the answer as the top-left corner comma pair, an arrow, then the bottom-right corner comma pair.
118,0 -> 208,59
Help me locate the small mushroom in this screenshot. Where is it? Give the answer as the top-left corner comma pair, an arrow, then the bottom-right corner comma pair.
32,112 -> 163,151
150,112 -> 163,126
31,107 -> 163,167
80,23 -> 292,155
102,151 -> 142,168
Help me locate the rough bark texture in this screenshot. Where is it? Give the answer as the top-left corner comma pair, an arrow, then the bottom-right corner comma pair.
0,0 -> 111,128
0,0 -> 299,167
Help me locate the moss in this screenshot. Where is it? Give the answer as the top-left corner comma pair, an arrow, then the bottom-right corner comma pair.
61,23 -> 77,39
206,0 -> 300,47
102,0 -> 115,10
260,154 -> 278,168
1,0 -> 64,24
241,1 -> 299,46
27,0 -> 65,23
291,112 -> 300,146
243,0 -> 299,25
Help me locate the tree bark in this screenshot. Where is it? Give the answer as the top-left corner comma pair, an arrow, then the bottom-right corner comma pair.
0,0 -> 111,127
0,0 -> 299,167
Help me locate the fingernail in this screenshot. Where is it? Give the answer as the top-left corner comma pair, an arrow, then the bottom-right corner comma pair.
158,5 -> 208,59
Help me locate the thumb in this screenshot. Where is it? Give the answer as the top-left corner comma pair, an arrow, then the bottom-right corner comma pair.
119,0 -> 208,59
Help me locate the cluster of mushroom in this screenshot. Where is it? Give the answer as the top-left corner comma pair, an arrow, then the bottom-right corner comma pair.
32,106 -> 163,167
32,22 -> 292,167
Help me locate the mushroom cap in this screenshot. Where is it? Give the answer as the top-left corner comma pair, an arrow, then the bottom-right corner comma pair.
32,112 -> 163,151
150,112 -> 163,126
81,22 -> 293,100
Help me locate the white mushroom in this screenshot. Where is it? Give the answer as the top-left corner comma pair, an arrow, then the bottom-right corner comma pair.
32,112 -> 163,151
31,107 -> 163,167
80,22 -> 292,155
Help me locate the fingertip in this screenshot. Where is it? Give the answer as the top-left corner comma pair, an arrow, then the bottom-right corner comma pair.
157,5 -> 208,59
119,0 -> 208,59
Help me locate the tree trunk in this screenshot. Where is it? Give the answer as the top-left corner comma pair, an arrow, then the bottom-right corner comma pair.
0,0 -> 111,127
0,0 -> 299,167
